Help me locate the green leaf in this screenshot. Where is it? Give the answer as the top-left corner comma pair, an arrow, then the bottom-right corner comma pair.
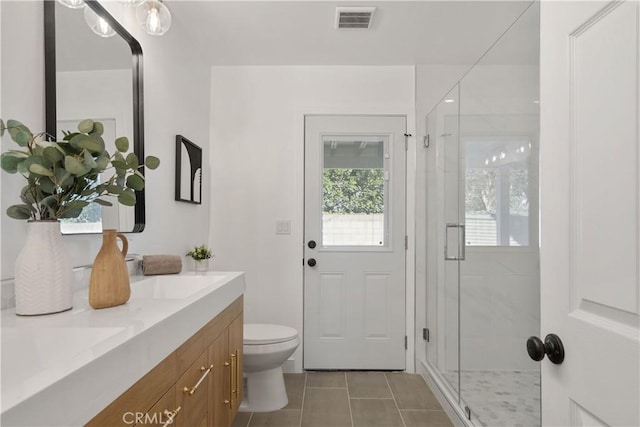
55,169 -> 73,187
65,200 -> 90,210
106,185 -> 124,194
126,174 -> 145,191
91,135 -> 106,153
69,133 -> 95,152
64,156 -> 90,176
39,177 -> 56,194
1,153 -> 23,174
7,204 -> 33,220
6,121 -> 33,147
90,121 -> 104,136
77,119 -> 94,134
126,152 -> 139,169
20,185 -> 36,205
62,132 -> 76,141
43,146 -> 64,163
93,198 -> 113,207
95,154 -> 110,170
13,130 -> 31,146
78,137 -> 102,153
145,156 -> 160,170
111,160 -> 127,169
29,163 -> 54,177
83,150 -> 97,169
115,137 -> 129,153
118,189 -> 136,206
19,156 -> 51,176
0,118 -> 5,136
59,208 -> 82,219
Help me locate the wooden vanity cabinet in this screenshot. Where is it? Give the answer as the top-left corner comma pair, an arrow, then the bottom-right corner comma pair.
208,311 -> 244,426
139,388 -> 176,427
86,297 -> 243,427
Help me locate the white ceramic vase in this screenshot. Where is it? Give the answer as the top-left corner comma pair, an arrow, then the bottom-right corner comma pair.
14,220 -> 74,315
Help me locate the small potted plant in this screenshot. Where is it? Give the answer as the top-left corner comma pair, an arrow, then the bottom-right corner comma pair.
186,244 -> 213,273
0,118 -> 159,315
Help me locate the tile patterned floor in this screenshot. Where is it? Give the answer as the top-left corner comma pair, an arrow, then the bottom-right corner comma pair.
232,372 -> 454,427
443,370 -> 540,427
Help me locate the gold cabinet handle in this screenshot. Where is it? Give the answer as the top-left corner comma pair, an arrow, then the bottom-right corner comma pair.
162,406 -> 181,427
183,365 -> 213,396
232,350 -> 240,397
229,354 -> 235,406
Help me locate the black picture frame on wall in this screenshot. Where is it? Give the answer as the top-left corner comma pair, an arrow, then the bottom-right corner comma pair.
175,135 -> 203,204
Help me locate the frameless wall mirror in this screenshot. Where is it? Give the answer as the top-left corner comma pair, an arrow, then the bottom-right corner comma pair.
45,0 -> 145,234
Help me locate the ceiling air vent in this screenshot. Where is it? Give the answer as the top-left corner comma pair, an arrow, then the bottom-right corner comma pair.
335,7 -> 376,29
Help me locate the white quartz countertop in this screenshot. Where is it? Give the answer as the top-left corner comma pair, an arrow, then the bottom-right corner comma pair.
0,271 -> 245,427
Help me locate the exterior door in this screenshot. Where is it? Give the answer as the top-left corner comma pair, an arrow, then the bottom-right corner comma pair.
304,115 -> 406,370
540,1 -> 640,425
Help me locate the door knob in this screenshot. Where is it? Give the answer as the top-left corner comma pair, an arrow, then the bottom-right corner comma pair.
307,258 -> 317,267
526,333 -> 565,364
308,240 -> 317,249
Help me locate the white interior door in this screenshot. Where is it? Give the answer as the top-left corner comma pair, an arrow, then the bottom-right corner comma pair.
540,1 -> 640,425
304,115 -> 406,370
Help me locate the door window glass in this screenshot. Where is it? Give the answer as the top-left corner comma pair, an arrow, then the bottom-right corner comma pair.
322,136 -> 387,246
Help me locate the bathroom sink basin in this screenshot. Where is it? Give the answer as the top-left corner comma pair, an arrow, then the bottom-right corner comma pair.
130,274 -> 227,299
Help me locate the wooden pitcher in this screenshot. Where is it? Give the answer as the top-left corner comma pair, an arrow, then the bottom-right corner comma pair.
89,229 -> 130,309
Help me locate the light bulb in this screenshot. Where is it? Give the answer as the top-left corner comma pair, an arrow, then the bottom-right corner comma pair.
84,6 -> 116,37
57,0 -> 84,9
136,0 -> 172,36
147,6 -> 161,33
500,151 -> 506,159
484,158 -> 489,166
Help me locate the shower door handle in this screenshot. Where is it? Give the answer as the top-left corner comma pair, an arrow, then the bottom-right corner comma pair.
445,223 -> 466,261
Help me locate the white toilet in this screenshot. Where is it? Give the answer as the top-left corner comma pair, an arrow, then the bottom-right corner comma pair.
240,323 -> 299,413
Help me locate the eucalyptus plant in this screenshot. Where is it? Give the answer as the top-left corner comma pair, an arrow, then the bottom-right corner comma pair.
186,245 -> 213,261
0,118 -> 159,221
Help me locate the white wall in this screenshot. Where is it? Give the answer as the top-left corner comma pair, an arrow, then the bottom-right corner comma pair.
209,66 -> 415,372
1,1 -> 211,281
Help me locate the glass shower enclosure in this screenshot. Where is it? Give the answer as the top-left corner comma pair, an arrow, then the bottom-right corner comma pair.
420,2 -> 540,426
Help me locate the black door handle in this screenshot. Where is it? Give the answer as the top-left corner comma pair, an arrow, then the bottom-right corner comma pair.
308,240 -> 316,249
307,258 -> 317,267
527,333 -> 565,364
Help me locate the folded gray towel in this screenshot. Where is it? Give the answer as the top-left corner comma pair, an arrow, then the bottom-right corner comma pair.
142,255 -> 182,276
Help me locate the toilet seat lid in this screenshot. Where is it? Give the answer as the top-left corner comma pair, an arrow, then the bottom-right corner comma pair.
244,323 -> 298,345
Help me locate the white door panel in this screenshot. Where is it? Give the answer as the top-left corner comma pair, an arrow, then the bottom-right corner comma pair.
540,1 -> 640,425
304,115 -> 406,370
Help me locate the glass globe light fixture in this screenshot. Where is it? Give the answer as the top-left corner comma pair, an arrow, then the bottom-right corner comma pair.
121,0 -> 145,7
84,6 -> 116,38
57,0 -> 84,9
136,0 -> 172,36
